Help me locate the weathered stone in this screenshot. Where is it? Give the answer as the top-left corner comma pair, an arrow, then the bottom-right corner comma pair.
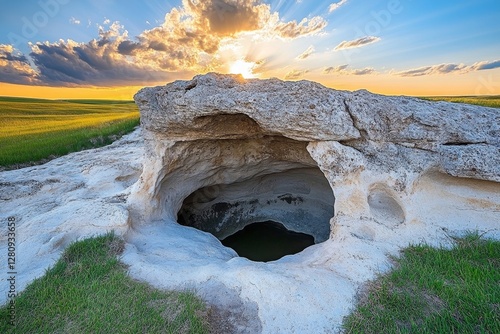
134,73 -> 360,141
1,73 -> 499,334
127,73 -> 499,333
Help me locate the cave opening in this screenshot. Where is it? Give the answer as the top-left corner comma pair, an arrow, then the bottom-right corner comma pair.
177,167 -> 334,262
159,114 -> 335,262
221,220 -> 315,262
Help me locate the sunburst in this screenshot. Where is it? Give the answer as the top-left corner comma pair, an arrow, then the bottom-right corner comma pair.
229,59 -> 256,78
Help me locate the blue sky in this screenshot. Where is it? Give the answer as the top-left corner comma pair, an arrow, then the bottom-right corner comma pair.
1,0 -> 499,97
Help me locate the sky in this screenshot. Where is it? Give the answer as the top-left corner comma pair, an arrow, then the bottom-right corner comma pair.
0,0 -> 499,99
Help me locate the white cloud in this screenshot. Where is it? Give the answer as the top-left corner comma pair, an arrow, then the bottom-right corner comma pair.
69,17 -> 81,25
393,59 -> 500,77
273,16 -> 327,39
296,45 -> 315,60
470,59 -> 500,71
323,64 -> 376,75
329,0 -> 348,13
335,36 -> 380,50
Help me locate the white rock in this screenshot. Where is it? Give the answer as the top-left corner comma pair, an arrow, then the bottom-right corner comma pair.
1,74 -> 499,334
0,129 -> 143,301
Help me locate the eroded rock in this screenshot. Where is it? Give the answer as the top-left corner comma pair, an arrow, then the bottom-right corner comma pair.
127,73 -> 499,333
1,73 -> 498,334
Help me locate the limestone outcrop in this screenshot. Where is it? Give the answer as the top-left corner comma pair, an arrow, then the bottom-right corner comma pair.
124,73 -> 499,332
130,73 -> 499,231
1,73 -> 498,334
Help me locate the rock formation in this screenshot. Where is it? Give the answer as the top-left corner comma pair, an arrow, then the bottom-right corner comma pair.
1,73 -> 499,333
130,73 -> 498,236
123,73 -> 499,332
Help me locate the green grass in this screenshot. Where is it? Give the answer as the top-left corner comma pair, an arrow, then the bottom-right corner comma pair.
0,233 -> 210,334
0,96 -> 140,168
342,233 -> 500,333
420,95 -> 500,108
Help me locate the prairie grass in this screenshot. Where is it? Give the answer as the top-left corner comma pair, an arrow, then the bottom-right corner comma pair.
0,233 -> 210,334
421,95 -> 500,108
0,97 -> 140,168
342,233 -> 500,333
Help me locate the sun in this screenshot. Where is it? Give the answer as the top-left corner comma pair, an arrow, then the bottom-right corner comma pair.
229,59 -> 256,78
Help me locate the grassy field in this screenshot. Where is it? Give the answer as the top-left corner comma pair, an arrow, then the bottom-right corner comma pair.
342,233 -> 500,333
0,233 -> 212,333
0,97 -> 140,169
421,95 -> 500,108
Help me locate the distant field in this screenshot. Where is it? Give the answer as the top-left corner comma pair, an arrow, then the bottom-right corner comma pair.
420,95 -> 500,108
0,97 -> 140,169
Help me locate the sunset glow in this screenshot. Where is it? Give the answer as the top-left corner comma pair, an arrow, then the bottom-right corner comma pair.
1,0 -> 499,99
230,60 -> 256,78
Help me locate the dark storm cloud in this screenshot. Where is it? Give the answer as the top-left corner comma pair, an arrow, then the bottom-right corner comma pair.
0,44 -> 40,85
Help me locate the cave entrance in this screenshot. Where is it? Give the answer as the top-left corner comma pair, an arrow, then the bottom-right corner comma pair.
177,167 -> 334,262
221,220 -> 315,262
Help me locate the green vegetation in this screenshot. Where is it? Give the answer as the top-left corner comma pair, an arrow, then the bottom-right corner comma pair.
421,95 -> 500,108
0,97 -> 140,168
0,233 -> 210,334
343,233 -> 500,334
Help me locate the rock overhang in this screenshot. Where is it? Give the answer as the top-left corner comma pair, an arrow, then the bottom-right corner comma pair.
134,73 -> 361,142
131,73 -> 499,230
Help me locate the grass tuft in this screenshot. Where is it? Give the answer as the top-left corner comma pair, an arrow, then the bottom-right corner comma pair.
0,233 -> 210,333
342,232 -> 500,333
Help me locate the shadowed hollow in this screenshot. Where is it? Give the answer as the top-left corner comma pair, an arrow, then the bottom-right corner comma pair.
221,220 -> 315,262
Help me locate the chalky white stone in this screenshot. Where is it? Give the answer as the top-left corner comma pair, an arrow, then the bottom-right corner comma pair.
1,73 -> 498,333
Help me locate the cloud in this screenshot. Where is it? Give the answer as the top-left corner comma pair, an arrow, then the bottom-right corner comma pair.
393,64 -> 461,77
0,44 -> 40,85
469,59 -> 500,71
351,68 -> 376,75
185,0 -> 270,35
29,42 -> 162,86
70,17 -> 81,25
0,0 -> 329,87
335,36 -> 380,50
285,69 -> 309,80
329,0 -> 348,13
323,64 -> 376,75
274,16 -> 327,39
324,64 -> 349,74
297,46 -> 315,60
392,60 -> 500,77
